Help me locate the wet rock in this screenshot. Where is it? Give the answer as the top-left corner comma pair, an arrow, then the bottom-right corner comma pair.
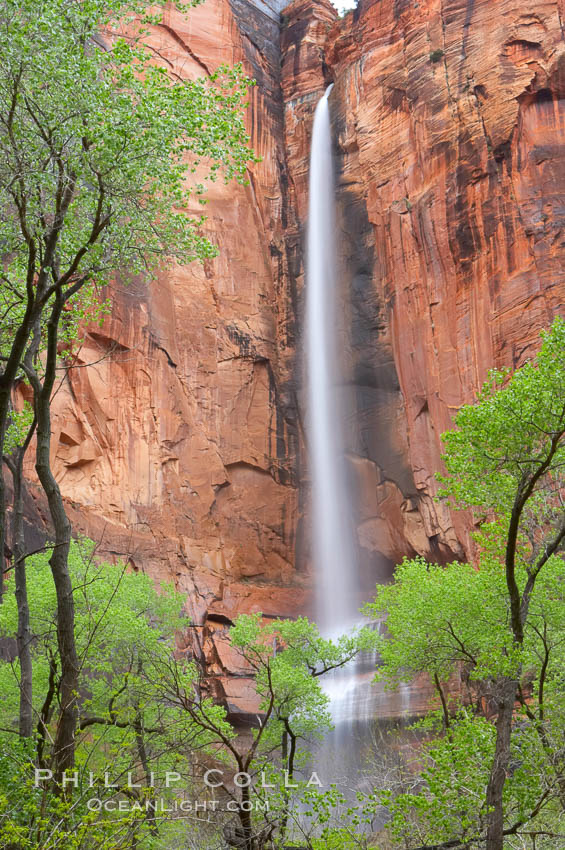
18,0 -> 565,713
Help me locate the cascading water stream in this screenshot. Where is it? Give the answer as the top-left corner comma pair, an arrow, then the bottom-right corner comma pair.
304,85 -> 382,813
305,83 -> 359,637
300,90 -> 416,832
300,88 -> 416,837
305,84 -> 375,747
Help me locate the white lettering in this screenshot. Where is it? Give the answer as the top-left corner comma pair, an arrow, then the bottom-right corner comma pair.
62,771 -> 78,788
165,771 -> 181,788
260,772 -> 274,788
104,773 -> 118,789
284,771 -> 298,788
34,769 -> 52,786
204,769 -> 223,788
127,772 -> 141,789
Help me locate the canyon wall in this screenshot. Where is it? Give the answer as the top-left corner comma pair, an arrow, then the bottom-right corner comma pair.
281,0 -> 565,571
24,0 -> 304,716
20,0 -> 565,714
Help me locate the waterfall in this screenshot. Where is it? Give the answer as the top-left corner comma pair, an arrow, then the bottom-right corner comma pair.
306,84 -> 358,635
302,89 -> 415,827
305,85 -> 379,807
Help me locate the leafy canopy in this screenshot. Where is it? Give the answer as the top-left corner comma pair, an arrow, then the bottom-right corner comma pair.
0,542 -> 379,849
362,318 -> 565,849
438,316 -> 565,520
0,540 -> 227,849
0,0 -> 257,357
0,539 -> 187,747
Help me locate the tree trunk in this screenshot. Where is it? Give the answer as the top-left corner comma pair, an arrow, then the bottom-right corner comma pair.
10,437 -> 35,738
134,660 -> 158,837
0,280 -> 39,602
31,304 -> 78,781
34,414 -> 78,781
485,677 -> 516,850
239,782 -> 254,850
0,396 -> 9,604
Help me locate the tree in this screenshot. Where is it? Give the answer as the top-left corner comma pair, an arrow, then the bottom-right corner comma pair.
0,0 -> 256,779
3,404 -> 36,738
363,317 -> 565,850
0,539 -> 216,849
158,612 -> 380,850
0,540 -> 379,850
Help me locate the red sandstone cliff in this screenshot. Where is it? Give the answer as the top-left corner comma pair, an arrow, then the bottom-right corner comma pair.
281,0 -> 565,569
18,0 -> 565,713
22,0 -> 304,716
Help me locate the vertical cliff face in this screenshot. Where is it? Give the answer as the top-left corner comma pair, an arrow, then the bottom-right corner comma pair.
24,0 -> 306,712
23,0 -> 565,706
281,0 -> 565,570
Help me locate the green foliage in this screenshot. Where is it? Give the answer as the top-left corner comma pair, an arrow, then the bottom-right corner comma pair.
375,704 -> 563,849
4,401 -> 34,454
230,613 -> 380,743
429,49 -> 444,63
363,551 -> 564,844
362,319 -> 565,848
166,613 -> 381,847
0,539 -> 183,723
383,712 -> 495,844
0,540 -> 207,848
364,552 -> 565,685
0,753 -> 144,850
0,0 -> 257,360
0,2 -> 258,830
0,544 -> 378,848
438,316 -> 565,519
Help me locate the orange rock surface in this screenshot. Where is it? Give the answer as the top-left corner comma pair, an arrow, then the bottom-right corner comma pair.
19,0 -> 565,709
21,0 -> 308,703
281,0 -> 565,566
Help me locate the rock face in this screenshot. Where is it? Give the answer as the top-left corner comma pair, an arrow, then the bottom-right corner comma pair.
281,0 -> 565,566
21,0 -> 565,712
22,0 -> 307,714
